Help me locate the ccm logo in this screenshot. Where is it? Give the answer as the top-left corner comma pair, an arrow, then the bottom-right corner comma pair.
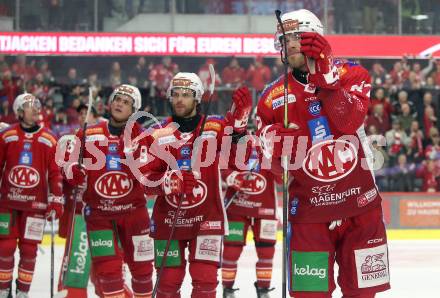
367,238 -> 383,244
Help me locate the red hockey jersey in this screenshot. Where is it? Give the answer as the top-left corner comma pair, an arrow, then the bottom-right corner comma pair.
223,136 -> 280,219
148,115 -> 236,240
62,121 -> 149,220
256,60 -> 381,223
0,124 -> 62,212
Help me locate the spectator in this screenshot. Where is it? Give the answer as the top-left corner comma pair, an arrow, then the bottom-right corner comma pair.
132,56 -> 150,88
51,108 -> 73,138
11,55 -> 38,82
198,58 -> 222,93
423,105 -> 437,137
407,120 -> 424,163
416,159 -> 440,192
370,62 -> 386,86
64,67 -> 81,87
222,56 -> 245,88
149,56 -> 179,115
87,72 -> 102,94
389,153 -> 416,191
271,57 -> 284,80
396,102 -> 416,133
389,60 -> 407,87
392,90 -> 414,114
0,69 -> 21,105
246,56 -> 271,93
371,138 -> 390,191
385,119 -> 410,166
38,60 -> 55,84
108,61 -> 123,88
366,103 -> 390,135
0,99 -> 15,124
370,87 -> 393,116
425,127 -> 440,163
0,55 -> 8,73
434,60 -> 440,86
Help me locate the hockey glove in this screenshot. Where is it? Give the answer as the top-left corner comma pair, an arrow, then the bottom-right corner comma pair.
64,162 -> 86,186
225,170 -> 259,193
162,170 -> 198,196
46,195 -> 65,221
226,86 -> 253,134
300,32 -> 339,89
259,123 -> 300,159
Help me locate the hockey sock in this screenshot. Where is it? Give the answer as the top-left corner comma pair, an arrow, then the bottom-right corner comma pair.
156,267 -> 185,298
131,273 -> 153,298
189,262 -> 218,298
0,239 -> 15,290
221,245 -> 243,288
255,243 -> 275,288
17,242 -> 37,293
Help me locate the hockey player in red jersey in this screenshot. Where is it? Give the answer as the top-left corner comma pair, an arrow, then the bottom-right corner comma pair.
62,84 -> 154,298
0,93 -> 64,298
57,103 -> 99,298
222,130 -> 280,298
251,9 -> 391,298
148,72 -> 252,298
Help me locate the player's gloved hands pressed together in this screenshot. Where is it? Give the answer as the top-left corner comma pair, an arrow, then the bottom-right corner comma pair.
226,86 -> 253,134
162,170 -> 199,196
225,171 -> 255,192
259,122 -> 300,158
64,162 -> 86,186
300,32 -> 339,89
46,194 -> 65,220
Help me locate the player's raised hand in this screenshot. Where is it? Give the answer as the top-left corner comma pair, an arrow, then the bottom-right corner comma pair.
227,86 -> 253,134
300,32 -> 339,89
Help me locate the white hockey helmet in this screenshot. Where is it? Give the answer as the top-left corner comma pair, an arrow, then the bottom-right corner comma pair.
109,84 -> 141,112
12,93 -> 42,116
274,9 -> 324,51
167,72 -> 204,103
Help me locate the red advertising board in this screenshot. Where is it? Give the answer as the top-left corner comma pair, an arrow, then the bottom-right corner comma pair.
0,32 -> 439,58
400,199 -> 440,227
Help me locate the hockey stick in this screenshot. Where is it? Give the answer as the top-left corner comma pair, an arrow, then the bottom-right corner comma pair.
58,88 -> 94,295
275,9 -> 290,298
152,65 -> 216,297
50,211 -> 55,298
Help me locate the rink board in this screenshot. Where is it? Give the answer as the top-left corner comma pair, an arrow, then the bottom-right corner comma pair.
41,229 -> 440,246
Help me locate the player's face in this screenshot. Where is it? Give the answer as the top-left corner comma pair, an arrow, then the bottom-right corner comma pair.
282,33 -> 307,71
171,88 -> 197,118
110,94 -> 134,122
20,100 -> 41,126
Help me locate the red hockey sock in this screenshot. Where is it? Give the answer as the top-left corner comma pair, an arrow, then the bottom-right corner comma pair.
221,245 -> 243,288
0,239 -> 16,290
93,258 -> 124,297
62,287 -> 88,298
189,262 -> 218,298
255,244 -> 275,288
156,267 -> 185,298
17,242 -> 38,293
129,263 -> 153,298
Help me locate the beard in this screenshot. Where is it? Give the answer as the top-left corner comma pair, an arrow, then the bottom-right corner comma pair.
287,53 -> 307,71
172,101 -> 197,118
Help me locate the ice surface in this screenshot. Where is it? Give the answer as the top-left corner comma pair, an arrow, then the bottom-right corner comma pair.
21,240 -> 440,297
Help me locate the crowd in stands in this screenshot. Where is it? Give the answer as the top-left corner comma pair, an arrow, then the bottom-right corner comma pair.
0,54 -> 439,192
